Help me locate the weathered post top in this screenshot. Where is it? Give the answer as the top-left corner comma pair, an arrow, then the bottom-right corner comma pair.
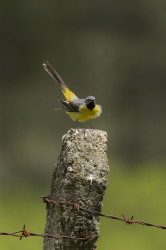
43,128 -> 109,250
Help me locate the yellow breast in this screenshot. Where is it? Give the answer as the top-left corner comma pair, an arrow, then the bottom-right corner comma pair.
66,105 -> 102,122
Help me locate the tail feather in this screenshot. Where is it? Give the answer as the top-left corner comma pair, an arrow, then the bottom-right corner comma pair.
42,61 -> 67,90
43,61 -> 78,101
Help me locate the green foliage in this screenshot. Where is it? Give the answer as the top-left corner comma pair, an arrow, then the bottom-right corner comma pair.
98,164 -> 166,249
0,190 -> 45,250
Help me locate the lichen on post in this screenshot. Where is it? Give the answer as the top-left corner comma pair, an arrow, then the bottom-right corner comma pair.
43,128 -> 109,250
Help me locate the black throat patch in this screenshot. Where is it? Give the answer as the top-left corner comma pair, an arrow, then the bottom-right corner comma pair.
86,101 -> 95,110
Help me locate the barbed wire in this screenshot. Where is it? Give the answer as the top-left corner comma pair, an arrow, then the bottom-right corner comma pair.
0,196 -> 165,241
0,224 -> 99,241
42,196 -> 166,230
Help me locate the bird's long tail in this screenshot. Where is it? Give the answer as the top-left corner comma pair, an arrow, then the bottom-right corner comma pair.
43,61 -> 77,101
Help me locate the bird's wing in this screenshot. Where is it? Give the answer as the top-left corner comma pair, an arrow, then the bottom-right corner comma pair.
58,98 -> 80,112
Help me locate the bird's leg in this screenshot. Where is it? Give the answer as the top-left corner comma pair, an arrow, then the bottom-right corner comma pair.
86,120 -> 94,129
76,120 -> 80,129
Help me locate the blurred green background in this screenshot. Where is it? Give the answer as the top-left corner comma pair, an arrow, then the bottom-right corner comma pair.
0,0 -> 166,249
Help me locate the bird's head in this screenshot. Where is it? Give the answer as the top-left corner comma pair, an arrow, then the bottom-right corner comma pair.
85,96 -> 96,110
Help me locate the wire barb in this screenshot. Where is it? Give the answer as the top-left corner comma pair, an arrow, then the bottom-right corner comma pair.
42,196 -> 166,230
1,196 -> 166,242
0,225 -> 99,241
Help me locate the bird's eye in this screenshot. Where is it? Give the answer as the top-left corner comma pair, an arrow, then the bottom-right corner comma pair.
86,96 -> 95,101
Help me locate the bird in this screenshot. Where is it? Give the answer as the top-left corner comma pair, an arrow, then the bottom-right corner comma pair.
42,62 -> 102,122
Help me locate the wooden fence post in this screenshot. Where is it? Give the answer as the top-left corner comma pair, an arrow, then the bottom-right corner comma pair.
43,128 -> 109,250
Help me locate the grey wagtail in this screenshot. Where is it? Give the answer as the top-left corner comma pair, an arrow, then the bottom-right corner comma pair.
42,62 -> 102,122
